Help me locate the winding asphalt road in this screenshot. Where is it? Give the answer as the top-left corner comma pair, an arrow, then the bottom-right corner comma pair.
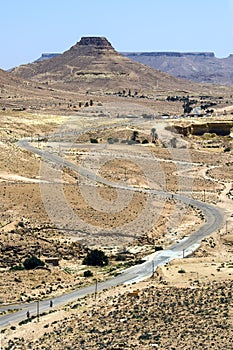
0,137 -> 224,328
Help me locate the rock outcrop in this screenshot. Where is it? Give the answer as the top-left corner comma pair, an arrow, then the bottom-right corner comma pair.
173,122 -> 233,136
78,36 -> 114,49
68,36 -> 117,56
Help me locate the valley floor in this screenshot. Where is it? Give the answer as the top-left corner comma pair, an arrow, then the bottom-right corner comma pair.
0,109 -> 233,349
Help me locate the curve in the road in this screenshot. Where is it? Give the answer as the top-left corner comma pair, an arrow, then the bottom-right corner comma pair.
0,136 -> 224,328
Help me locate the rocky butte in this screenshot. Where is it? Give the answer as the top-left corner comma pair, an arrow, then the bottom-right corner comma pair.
67,36 -> 118,56
35,37 -> 115,61
74,36 -> 115,49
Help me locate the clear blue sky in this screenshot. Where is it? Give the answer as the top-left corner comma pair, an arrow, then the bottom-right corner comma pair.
1,0 -> 233,69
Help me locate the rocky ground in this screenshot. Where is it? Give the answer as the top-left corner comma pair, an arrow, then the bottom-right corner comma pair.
1,279 -> 232,349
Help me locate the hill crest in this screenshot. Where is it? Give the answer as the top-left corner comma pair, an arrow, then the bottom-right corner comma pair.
11,37 -> 203,94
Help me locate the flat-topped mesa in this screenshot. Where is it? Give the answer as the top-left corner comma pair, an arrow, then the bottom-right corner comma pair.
70,36 -> 116,54
125,52 -> 215,58
79,36 -> 113,48
36,53 -> 60,62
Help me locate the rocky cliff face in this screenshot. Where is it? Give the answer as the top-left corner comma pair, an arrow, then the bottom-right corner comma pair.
78,36 -> 114,48
174,122 -> 233,136
67,36 -> 117,56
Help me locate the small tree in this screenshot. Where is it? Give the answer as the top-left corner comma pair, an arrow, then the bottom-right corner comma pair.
83,249 -> 108,267
183,101 -> 192,114
224,146 -> 231,152
107,137 -> 114,144
170,137 -> 177,148
90,138 -> 98,143
83,270 -> 93,277
151,128 -> 158,143
131,130 -> 139,142
23,256 -> 45,270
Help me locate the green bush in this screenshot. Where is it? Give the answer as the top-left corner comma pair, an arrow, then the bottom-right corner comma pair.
115,254 -> 126,261
90,138 -> 98,143
107,138 -> 114,144
83,249 -> 108,267
83,270 -> 93,277
139,332 -> 152,340
23,256 -> 45,270
154,246 -> 163,252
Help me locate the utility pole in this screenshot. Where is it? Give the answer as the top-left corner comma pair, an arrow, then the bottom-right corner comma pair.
94,279 -> 98,300
203,189 -> 206,202
152,260 -> 155,278
182,249 -> 185,258
37,300 -> 39,322
226,221 -> 228,235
